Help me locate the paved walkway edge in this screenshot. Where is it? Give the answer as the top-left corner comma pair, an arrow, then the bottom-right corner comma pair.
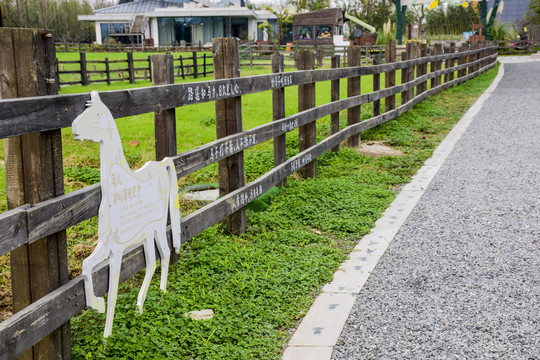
282,63 -> 506,360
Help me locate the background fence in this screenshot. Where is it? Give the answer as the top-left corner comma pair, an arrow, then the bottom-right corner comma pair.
239,43 -> 387,68
0,28 -> 497,359
57,51 -> 213,87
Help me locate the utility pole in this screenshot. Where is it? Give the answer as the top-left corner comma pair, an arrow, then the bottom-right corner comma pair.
393,0 -> 407,45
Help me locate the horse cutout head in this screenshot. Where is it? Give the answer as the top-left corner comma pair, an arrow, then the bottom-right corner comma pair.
73,91 -> 117,144
72,91 -> 182,339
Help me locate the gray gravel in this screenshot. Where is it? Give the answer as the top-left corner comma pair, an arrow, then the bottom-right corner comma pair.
332,62 -> 540,359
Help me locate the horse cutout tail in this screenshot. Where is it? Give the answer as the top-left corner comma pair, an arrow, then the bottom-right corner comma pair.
163,157 -> 182,253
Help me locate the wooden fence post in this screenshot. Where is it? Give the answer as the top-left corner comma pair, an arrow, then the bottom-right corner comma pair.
179,55 -> 185,79
457,44 -> 467,80
401,51 -> 409,104
203,53 -> 207,77
151,54 -> 177,160
213,38 -> 246,235
407,42 -> 416,101
431,43 -> 442,89
331,54 -> 340,152
417,43 -> 427,95
384,41 -> 396,112
448,42 -> 455,84
365,44 -> 371,65
296,50 -> 317,178
193,51 -> 198,79
372,54 -> 380,117
0,27 -> 70,360
317,47 -> 323,68
80,51 -> 88,86
147,55 -> 152,82
105,57 -> 111,85
272,53 -> 287,187
55,58 -> 61,88
468,43 -> 475,75
347,45 -> 361,148
127,51 -> 135,84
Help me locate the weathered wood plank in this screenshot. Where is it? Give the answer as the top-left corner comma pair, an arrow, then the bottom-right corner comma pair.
385,42 -> 396,112
331,55 -> 340,152
406,42 -> 416,101
127,52 -> 135,84
80,52 -> 88,86
0,206 -> 29,257
297,50 -> 317,178
214,38 -> 246,235
272,54 -> 287,187
457,44 -> 467,79
445,42 -> 456,85
151,54 -> 177,160
2,27 -> 70,360
431,43 -> 442,89
401,51 -> 409,105
0,46 -> 497,140
372,54 -> 381,117
347,46 -> 361,148
417,43 -> 427,95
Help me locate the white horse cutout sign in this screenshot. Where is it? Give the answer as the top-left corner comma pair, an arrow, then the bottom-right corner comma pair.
72,91 -> 182,338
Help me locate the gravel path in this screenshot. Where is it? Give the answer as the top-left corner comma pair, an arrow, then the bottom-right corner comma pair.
332,61 -> 540,359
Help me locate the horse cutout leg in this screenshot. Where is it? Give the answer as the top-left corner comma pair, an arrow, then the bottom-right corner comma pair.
81,241 -> 108,313
155,229 -> 171,292
137,234 -> 157,313
104,251 -> 122,339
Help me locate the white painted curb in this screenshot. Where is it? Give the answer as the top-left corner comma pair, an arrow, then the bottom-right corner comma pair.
282,62 -> 507,360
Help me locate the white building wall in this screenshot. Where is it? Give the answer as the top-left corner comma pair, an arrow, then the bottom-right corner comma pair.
95,22 -> 103,45
248,19 -> 257,42
151,18 -> 160,47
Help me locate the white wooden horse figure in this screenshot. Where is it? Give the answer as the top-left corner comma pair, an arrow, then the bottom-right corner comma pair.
72,91 -> 182,338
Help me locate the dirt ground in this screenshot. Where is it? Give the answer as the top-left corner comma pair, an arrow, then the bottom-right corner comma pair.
355,141 -> 404,157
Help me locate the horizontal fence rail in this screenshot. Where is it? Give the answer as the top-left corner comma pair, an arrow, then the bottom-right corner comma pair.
1,47 -> 491,138
55,42 -> 211,53
0,38 -> 498,359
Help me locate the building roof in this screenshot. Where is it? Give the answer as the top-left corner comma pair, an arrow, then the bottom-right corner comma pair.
80,4 -> 276,21
95,1 -> 184,14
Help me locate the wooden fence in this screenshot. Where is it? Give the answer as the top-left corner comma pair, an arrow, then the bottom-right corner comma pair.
57,51 -> 213,87
0,29 -> 498,359
239,43 -> 387,67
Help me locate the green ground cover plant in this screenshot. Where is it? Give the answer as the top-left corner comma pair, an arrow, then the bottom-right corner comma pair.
0,55 -> 498,357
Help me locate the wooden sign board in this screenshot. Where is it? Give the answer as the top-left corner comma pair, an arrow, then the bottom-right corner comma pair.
72,91 -> 181,338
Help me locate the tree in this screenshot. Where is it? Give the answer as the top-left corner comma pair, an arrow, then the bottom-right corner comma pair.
258,2 -> 293,44
0,0 -> 94,41
336,0 -> 393,32
425,1 -> 479,35
527,0 -> 540,25
291,0 -> 329,12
